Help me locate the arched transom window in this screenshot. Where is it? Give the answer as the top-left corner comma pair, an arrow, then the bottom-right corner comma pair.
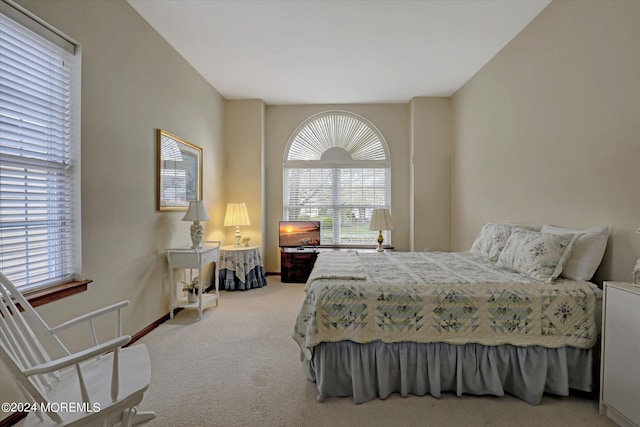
283,111 -> 391,246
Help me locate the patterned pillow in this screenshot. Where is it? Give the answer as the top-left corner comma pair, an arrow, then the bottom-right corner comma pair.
496,229 -> 578,282
540,224 -> 608,281
469,223 -> 517,262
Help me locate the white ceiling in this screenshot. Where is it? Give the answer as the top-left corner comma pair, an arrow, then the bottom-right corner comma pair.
127,0 -> 550,105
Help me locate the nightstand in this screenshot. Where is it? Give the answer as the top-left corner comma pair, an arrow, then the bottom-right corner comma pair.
599,281 -> 640,427
218,245 -> 266,290
166,241 -> 220,321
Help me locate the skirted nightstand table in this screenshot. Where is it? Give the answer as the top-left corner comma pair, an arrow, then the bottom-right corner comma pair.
219,245 -> 267,291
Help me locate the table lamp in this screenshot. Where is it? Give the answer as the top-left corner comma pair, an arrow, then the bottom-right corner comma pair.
369,208 -> 393,252
182,200 -> 210,249
224,202 -> 250,247
635,226 -> 640,284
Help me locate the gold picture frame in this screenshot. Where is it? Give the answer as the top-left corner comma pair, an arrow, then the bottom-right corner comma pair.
157,129 -> 203,211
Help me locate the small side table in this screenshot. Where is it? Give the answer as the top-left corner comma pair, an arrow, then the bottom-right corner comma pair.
219,245 -> 266,291
166,241 -> 220,320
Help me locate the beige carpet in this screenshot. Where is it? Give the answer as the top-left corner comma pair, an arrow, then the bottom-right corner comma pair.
137,276 -> 615,427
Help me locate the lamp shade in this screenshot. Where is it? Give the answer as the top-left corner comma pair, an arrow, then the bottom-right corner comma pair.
369,208 -> 393,231
224,203 -> 250,227
182,200 -> 210,222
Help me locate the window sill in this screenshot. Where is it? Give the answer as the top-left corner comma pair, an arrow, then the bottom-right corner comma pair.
24,280 -> 93,307
317,244 -> 395,250
281,245 -> 394,253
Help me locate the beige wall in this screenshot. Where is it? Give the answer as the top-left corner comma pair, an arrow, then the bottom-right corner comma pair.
223,99 -> 265,251
410,98 -> 453,252
1,0 -> 226,416
264,104 -> 411,272
451,0 -> 640,283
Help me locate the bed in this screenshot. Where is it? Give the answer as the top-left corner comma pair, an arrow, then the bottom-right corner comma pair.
292,223 -> 608,405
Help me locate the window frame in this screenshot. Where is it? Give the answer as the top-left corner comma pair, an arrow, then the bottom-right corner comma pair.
283,111 -> 391,247
0,0 -> 82,294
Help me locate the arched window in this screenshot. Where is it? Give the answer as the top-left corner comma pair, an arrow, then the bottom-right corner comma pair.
283,111 -> 391,246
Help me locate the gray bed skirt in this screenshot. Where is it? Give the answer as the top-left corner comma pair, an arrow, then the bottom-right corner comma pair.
306,341 -> 595,405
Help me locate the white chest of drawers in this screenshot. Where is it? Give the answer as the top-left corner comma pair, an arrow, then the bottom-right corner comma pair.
599,281 -> 640,427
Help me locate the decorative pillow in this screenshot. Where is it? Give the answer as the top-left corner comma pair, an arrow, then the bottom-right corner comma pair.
496,229 -> 579,282
506,223 -> 541,232
469,223 -> 516,262
540,225 -> 609,281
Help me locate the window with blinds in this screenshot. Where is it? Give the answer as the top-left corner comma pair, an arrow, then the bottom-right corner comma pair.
283,111 -> 390,246
0,3 -> 79,291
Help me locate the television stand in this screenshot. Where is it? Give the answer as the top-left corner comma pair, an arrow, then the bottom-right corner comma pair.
280,247 -> 318,283
280,246 -> 392,283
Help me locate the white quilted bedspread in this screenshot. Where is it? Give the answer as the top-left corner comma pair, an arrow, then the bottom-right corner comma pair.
293,251 -> 598,360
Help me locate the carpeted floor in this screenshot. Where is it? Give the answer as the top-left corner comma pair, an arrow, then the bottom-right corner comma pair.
137,276 -> 615,427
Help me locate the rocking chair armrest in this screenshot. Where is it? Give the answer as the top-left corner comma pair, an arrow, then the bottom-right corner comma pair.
24,335 -> 131,376
50,300 -> 130,333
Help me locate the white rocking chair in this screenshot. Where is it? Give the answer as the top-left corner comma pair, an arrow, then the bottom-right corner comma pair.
0,272 -> 155,426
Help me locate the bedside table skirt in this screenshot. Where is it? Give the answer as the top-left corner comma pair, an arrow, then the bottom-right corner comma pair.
219,266 -> 267,291
218,245 -> 267,291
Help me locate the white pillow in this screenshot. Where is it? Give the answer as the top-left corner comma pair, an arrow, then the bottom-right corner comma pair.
469,223 -> 515,262
496,229 -> 579,282
539,225 -> 609,281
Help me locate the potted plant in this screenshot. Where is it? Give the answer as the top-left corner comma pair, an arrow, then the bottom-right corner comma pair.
181,276 -> 201,303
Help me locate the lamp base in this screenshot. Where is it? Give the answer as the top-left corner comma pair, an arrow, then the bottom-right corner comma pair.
376,230 -> 384,252
235,226 -> 242,247
190,221 -> 203,249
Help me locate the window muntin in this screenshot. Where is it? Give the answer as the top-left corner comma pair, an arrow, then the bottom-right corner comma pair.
0,5 -> 79,291
283,111 -> 390,246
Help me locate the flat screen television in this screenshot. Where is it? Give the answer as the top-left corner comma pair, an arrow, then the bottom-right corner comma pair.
279,220 -> 321,248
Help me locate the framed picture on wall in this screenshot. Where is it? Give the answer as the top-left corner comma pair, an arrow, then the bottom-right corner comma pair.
157,129 -> 203,211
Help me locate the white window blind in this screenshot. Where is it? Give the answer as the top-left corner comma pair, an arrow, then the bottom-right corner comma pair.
284,111 -> 391,246
284,167 -> 389,245
0,7 -> 76,290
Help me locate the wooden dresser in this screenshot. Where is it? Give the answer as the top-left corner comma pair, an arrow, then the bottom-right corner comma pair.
280,248 -> 318,283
